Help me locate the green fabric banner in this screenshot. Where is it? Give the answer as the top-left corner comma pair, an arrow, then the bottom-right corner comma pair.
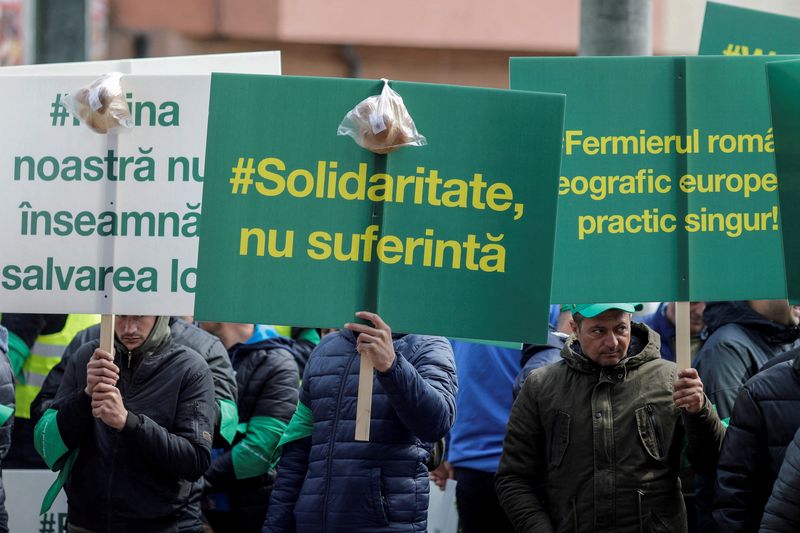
0,404 -> 13,426
231,416 -> 287,479
270,401 -> 313,469
7,330 -> 29,379
33,409 -> 69,470
700,2 -> 800,56
510,56 -> 795,303
34,409 -> 77,514
195,75 -> 565,343
218,398 -> 239,445
41,449 -> 78,515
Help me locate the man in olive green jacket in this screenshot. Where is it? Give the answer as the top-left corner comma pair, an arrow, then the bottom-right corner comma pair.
496,303 -> 725,533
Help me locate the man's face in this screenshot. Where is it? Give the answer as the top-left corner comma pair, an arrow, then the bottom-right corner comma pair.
571,310 -> 632,366
792,305 -> 800,324
689,301 -> 706,335
750,299 -> 800,327
115,315 -> 156,351
198,321 -> 223,337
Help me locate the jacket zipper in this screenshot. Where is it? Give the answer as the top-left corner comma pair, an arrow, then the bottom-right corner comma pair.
321,351 -> 359,531
637,489 -> 644,533
646,404 -> 664,458
106,443 -> 119,532
571,498 -> 578,531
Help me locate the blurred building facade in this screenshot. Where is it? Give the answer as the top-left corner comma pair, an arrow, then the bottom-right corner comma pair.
107,0 -> 581,87
5,0 -> 800,85
105,0 -> 800,87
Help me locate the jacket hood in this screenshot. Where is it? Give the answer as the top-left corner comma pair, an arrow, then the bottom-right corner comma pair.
114,315 -> 170,359
562,322 -> 661,374
520,330 -> 568,368
246,324 -> 281,344
704,301 -> 800,344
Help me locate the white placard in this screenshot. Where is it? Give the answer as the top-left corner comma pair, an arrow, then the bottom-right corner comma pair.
5,469 -> 68,533
0,53 -> 281,315
427,480 -> 458,533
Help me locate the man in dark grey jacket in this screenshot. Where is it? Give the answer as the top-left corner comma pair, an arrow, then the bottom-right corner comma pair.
0,327 -> 14,533
199,321 -> 299,532
496,303 -> 725,533
694,300 -> 800,423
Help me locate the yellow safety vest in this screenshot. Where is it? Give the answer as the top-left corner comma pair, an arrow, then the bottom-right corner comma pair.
273,326 -> 292,338
16,314 -> 101,419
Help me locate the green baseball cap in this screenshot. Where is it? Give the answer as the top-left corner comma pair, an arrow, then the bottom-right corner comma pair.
564,303 -> 644,318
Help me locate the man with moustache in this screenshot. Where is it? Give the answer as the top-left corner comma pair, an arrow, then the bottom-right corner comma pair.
496,303 -> 725,532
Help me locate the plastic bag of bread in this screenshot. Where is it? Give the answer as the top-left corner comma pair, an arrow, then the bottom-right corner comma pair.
65,72 -> 133,134
337,79 -> 426,154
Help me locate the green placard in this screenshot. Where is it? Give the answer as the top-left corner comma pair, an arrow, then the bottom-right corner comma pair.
700,2 -> 800,56
510,56 -> 795,304
767,59 -> 800,302
195,74 -> 565,343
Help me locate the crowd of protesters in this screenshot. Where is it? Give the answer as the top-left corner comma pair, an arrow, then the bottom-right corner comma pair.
0,300 -> 796,532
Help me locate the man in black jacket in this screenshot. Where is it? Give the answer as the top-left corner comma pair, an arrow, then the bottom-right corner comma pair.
35,315 -> 216,532
32,317 -> 238,532
713,350 -> 800,532
760,424 -> 800,532
199,321 -> 299,533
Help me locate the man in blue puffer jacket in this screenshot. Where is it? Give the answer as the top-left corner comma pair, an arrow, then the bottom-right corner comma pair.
263,311 -> 457,533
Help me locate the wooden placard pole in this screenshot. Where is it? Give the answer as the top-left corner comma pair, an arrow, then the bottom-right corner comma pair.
675,301 -> 691,370
97,90 -> 124,359
99,314 -> 115,355
355,355 -> 374,441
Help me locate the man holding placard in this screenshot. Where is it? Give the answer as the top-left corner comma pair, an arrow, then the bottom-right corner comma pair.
31,316 -> 239,533
496,303 -> 724,532
264,311 -> 456,533
34,315 -> 216,532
